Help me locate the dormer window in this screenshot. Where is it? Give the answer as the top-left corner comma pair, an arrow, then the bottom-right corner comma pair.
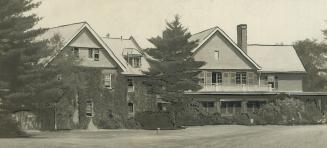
128,56 -> 142,68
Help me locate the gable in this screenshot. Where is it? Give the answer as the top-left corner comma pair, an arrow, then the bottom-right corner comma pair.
40,22 -> 127,71
69,28 -> 102,48
193,31 -> 257,70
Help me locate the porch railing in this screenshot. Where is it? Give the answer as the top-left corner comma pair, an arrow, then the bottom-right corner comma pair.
198,84 -> 273,92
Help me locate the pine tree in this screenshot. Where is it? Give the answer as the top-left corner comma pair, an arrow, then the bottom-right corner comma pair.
0,0 -> 44,136
144,15 -> 205,127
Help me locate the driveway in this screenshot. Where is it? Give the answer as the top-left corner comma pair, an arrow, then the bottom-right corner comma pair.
0,125 -> 326,148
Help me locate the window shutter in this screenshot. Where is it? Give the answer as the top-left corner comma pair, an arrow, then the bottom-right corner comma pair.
222,72 -> 229,85
247,72 -> 254,85
206,71 -> 212,85
252,73 -> 258,85
230,72 -> 236,84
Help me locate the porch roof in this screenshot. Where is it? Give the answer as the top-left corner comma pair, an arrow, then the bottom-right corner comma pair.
185,91 -> 327,96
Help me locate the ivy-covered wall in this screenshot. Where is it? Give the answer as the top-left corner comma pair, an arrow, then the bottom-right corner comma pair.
53,68 -> 157,130
127,77 -> 157,114
54,68 -> 129,129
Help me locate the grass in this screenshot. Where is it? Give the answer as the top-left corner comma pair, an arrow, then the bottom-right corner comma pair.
0,125 -> 326,148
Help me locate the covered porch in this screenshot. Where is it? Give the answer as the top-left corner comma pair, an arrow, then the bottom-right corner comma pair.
186,91 -> 327,116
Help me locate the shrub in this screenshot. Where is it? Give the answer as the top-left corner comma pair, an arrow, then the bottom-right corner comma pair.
135,111 -> 176,130
0,113 -> 27,138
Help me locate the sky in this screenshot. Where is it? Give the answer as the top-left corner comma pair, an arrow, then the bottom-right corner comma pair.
33,0 -> 327,48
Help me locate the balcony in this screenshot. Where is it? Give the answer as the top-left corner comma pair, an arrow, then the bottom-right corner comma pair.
198,84 -> 273,92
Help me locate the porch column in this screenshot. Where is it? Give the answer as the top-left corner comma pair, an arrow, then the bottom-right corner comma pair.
318,97 -> 322,111
241,100 -> 247,113
321,96 -> 327,113
215,99 -> 221,113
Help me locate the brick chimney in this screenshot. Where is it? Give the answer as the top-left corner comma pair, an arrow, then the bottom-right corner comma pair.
237,24 -> 247,53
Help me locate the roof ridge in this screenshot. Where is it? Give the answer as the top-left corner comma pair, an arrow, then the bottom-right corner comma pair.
191,26 -> 218,36
248,44 -> 293,46
102,37 -> 131,40
48,21 -> 87,29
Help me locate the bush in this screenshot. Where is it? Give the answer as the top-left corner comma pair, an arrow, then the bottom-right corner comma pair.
135,111 -> 176,130
0,113 -> 27,138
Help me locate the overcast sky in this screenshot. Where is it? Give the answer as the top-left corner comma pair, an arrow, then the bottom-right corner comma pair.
33,0 -> 327,48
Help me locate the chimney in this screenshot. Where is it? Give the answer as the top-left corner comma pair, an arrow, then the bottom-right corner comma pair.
237,24 -> 247,53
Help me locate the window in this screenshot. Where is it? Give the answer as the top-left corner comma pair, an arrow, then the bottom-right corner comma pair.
247,101 -> 266,113
267,75 -> 277,89
88,49 -> 93,58
127,78 -> 134,92
221,101 -> 242,115
214,50 -> 219,60
201,101 -> 215,112
236,72 -> 247,84
128,57 -> 142,68
128,102 -> 134,113
72,47 -> 79,58
212,72 -> 222,85
56,74 -> 62,81
104,74 -> 112,89
94,49 -> 99,61
158,103 -> 167,111
134,57 -> 141,67
198,71 -> 205,85
201,101 -> 215,108
86,101 -> 93,117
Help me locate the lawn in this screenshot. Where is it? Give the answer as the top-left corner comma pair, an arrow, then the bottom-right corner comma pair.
0,125 -> 326,148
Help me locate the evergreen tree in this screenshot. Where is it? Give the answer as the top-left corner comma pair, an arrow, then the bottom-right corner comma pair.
0,0 -> 44,136
144,15 -> 204,127
294,39 -> 327,91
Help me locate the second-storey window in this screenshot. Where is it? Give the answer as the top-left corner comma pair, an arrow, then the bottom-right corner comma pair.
72,47 -> 79,58
128,57 -> 142,68
198,71 -> 205,85
236,72 -> 247,84
88,49 -> 93,58
212,72 -> 222,85
104,74 -> 112,89
94,49 -> 99,61
267,75 -> 277,88
214,50 -> 219,61
127,78 -> 134,92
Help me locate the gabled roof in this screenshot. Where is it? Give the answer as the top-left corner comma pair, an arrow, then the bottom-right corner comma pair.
189,26 -> 261,70
37,22 -> 126,70
247,45 -> 306,73
102,37 -> 150,75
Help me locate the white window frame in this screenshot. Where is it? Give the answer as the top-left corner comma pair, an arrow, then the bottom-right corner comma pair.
212,72 -> 222,85
94,49 -> 99,61
85,100 -> 94,117
214,50 -> 219,61
127,78 -> 134,92
104,74 -> 112,89
236,72 -> 247,85
128,56 -> 142,68
267,75 -> 276,88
